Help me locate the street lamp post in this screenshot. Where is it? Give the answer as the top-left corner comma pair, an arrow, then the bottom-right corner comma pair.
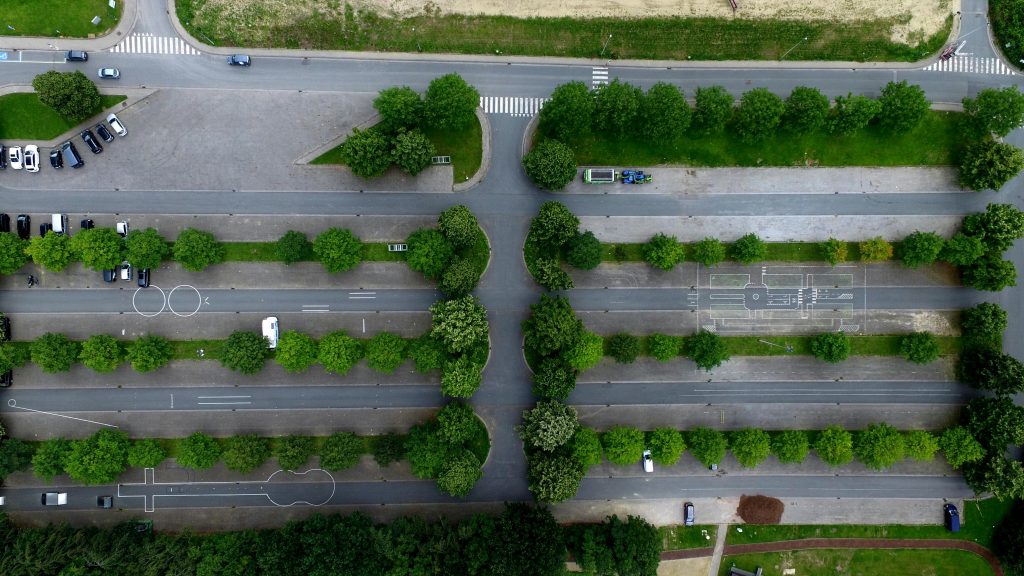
780,36 -> 808,60
600,34 -> 613,57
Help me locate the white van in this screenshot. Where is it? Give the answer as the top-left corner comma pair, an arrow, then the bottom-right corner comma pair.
51,214 -> 67,235
262,317 -> 279,349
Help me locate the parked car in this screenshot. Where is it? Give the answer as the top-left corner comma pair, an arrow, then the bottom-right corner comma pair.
42,492 -> 68,506
95,123 -> 114,143
80,218 -> 94,230
97,67 -> 120,79
0,370 -> 11,388
262,316 -> 279,349
116,221 -> 129,237
1,315 -> 10,342
227,54 -> 251,66
642,449 -> 654,473
81,129 -> 103,154
61,141 -> 85,168
944,503 -> 960,532
97,495 -> 113,508
8,146 -> 23,170
102,267 -> 117,283
0,144 -> 6,169
0,213 -> 9,233
107,113 -> 127,137
51,214 -> 67,235
120,261 -> 132,281
137,268 -> 150,288
683,502 -> 695,526
16,215 -> 30,240
22,145 -> 39,172
49,148 -> 63,169
65,50 -> 88,61
39,223 -> 52,237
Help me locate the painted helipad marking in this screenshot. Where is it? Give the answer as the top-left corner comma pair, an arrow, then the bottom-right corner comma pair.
6,399 -> 118,428
167,285 -> 202,317
132,285 -> 167,317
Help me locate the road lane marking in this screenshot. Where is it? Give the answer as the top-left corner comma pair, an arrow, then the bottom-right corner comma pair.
302,304 -> 330,312
6,399 -> 118,427
197,401 -> 252,405
349,291 -> 376,300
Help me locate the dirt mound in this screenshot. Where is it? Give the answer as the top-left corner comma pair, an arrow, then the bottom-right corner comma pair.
737,495 -> 784,524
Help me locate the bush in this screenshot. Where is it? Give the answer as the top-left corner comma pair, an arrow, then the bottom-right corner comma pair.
407,334 -> 447,374
730,233 -> 767,264
938,426 -> 985,469
406,422 -> 455,479
690,237 -> 726,267
220,330 -> 268,375
733,88 -> 784,143
177,432 -> 221,470
125,228 -> 170,270
31,333 -> 80,373
370,433 -> 407,466
430,296 -> 489,354
899,231 -> 945,268
127,439 -> 167,468
437,402 -> 478,445
572,428 -> 603,469
31,70 -> 101,122
815,425 -> 854,467
374,86 -> 422,134
564,331 -> 604,372
274,435 -> 315,470
566,231 -> 602,270
518,401 -> 579,453
730,428 -> 771,468
441,356 -> 483,398
173,228 -> 225,272
422,73 -> 480,130
593,79 -> 643,136
439,256 -> 480,297
602,426 -> 646,466
855,423 -> 905,470
341,128 -> 392,178
532,258 -> 574,291
391,129 -> 435,176
26,232 -> 73,272
365,332 -> 406,374
32,438 -> 70,480
821,237 -> 847,266
79,334 -> 122,373
532,357 -> 577,401
523,140 -> 577,191
940,233 -> 986,266
275,231 -> 311,264
737,495 -> 785,525
903,430 -> 939,462
275,330 -> 318,373
686,330 -> 730,371
539,81 -> 594,141
222,434 -> 271,473
782,86 -> 829,134
438,205 -> 480,248
313,228 -> 362,273
0,232 -> 29,275
318,330 -> 363,375
771,430 -> 810,464
859,236 -> 893,261
828,93 -> 881,135
437,450 -> 482,497
688,427 -> 727,468
320,431 -> 364,470
647,428 -> 685,466
692,85 -> 734,134
959,138 -> 1024,192
960,302 -> 1008,350
811,331 -> 851,363
877,80 -> 930,133
647,333 -> 681,361
63,429 -> 130,485
128,334 -> 173,373
642,233 -> 685,271
899,332 -> 940,364
607,333 -> 641,364
406,228 -> 453,280
642,82 -> 691,140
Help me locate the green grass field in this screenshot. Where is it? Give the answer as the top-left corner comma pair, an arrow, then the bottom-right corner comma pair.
1,0 -> 121,38
720,548 -> 994,576
660,524 -> 718,550
0,94 -> 127,140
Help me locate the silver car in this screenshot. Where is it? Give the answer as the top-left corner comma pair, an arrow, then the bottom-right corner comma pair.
97,67 -> 120,79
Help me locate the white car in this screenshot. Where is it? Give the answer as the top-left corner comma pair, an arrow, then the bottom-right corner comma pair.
120,260 -> 132,281
42,492 -> 67,506
116,221 -> 130,237
642,449 -> 654,473
262,316 -> 279,349
106,113 -> 127,137
23,145 -> 39,173
97,67 -> 120,79
7,146 -> 22,170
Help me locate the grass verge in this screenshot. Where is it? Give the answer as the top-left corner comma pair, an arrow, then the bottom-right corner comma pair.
599,334 -> 960,360
175,1 -> 950,63
719,549 -> 993,576
221,242 -> 407,263
0,94 -> 127,140
660,524 -> 718,550
599,241 -> 877,264
990,0 -> 1024,73
0,0 -> 121,38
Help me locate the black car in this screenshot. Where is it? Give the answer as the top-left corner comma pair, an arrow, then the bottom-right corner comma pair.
97,496 -> 113,509
81,129 -> 103,154
39,223 -> 52,237
137,268 -> 150,288
102,267 -> 117,283
1,315 -> 10,342
61,141 -> 85,168
0,370 -> 11,388
65,50 -> 88,62
80,218 -> 94,230
16,215 -> 30,240
0,213 -> 9,233
95,123 -> 114,143
227,54 -> 251,66
49,148 -> 63,169
0,144 -> 6,169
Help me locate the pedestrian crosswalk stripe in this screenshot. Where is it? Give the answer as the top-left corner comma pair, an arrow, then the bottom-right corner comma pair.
592,66 -> 609,87
479,96 -> 549,117
922,56 -> 1016,75
109,32 -> 201,55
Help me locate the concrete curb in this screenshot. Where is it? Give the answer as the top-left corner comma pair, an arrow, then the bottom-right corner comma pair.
453,108 -> 491,192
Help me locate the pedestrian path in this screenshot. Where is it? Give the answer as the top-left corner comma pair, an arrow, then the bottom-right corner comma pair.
592,66 -> 609,87
922,56 -> 1016,75
479,96 -> 548,117
109,32 -> 201,55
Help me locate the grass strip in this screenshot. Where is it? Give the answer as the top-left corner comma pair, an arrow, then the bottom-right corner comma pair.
660,524 -> 718,550
719,549 -> 994,576
600,241 -> 880,264
220,242 -> 406,262
600,334 -> 960,359
0,94 -> 128,140
1,0 -> 121,38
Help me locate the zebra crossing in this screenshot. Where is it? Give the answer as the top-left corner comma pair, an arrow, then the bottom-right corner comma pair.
109,33 -> 201,55
592,66 -> 609,87
922,56 -> 1016,75
479,96 -> 548,117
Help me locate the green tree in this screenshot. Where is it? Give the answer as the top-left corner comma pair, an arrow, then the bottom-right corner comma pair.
733,87 -> 785,143
430,296 -> 489,354
391,129 -> 435,175
771,430 -> 810,464
437,401 -> 478,444
313,228 -> 362,273
493,503 -> 567,575
961,203 -> 1024,252
899,331 -> 940,364
25,232 -> 73,271
859,236 -> 893,261
523,139 -> 577,191
528,452 -> 585,503
317,330 -> 363,374
32,438 -> 71,480
274,435 -> 314,470
855,423 -> 905,470
593,79 -> 644,136
437,450 -> 482,497
642,82 -> 691,141
958,348 -> 1024,396
963,396 -> 1024,449
220,330 -> 268,375
962,255 -> 1017,291
643,233 -> 685,271
647,428 -> 685,466
960,302 -> 1008,350
959,138 -> 1024,192
602,426 -> 646,466
406,228 -> 454,280
371,433 -> 407,466
221,434 -> 271,473
407,334 -> 446,374
532,257 -> 574,291
530,201 -> 580,250
518,400 -> 579,452
962,453 -> 1024,500
365,332 -> 406,373
692,85 -> 734,134
607,333 -> 641,364
173,228 -> 225,272
903,430 -> 939,462
690,237 -> 727,267
811,331 -> 851,363
815,425 -> 854,467
938,426 -> 985,469
994,500 -> 1024,576
572,427 -> 603,469
31,70 -> 101,122
566,230 -> 602,270
438,205 -> 479,248
532,357 -> 577,401
0,232 -> 29,274
828,93 -> 881,135
899,231 -> 945,268
177,432 -> 221,470
877,80 -> 930,133
940,232 -> 986,266
730,428 -> 771,468
373,86 -> 423,133
523,294 -> 583,357
31,332 -> 80,373
125,228 -> 170,269
320,431 -> 364,470
821,237 -> 848,266
441,356 -> 483,398
341,128 -> 393,178
127,438 -> 167,468
782,86 -> 830,134
69,227 -> 124,271
423,73 -> 480,130
539,81 -> 595,141
647,333 -> 681,361
730,232 -> 767,264
439,256 -> 480,297
405,422 -> 454,479
564,330 -> 604,372
274,230 -> 311,265
687,427 -> 727,468
686,330 -> 730,371
127,334 -> 173,372
962,85 -> 1024,138
79,334 -> 122,373
275,330 -> 318,373
64,430 -> 130,484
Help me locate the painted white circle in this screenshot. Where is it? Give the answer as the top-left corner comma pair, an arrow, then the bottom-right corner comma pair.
167,285 -> 202,318
7,399 -> 15,407
132,285 -> 167,318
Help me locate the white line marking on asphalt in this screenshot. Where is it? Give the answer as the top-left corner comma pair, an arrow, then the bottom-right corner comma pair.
197,395 -> 251,399
302,304 -> 330,313
197,401 -> 252,405
170,394 -> 173,409
362,318 -> 366,333
349,292 -> 376,295
6,399 -> 119,427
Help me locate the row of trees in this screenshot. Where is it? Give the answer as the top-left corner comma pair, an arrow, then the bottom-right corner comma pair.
340,73 -> 480,178
0,504 -> 660,576
524,201 -> 601,291
404,205 -> 490,298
